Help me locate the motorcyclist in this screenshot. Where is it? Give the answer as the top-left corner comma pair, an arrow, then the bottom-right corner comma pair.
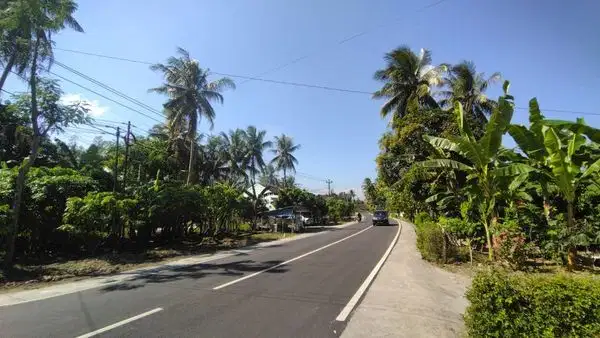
357,212 -> 362,222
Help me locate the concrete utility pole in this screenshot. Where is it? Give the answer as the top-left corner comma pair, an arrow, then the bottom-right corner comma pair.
326,179 -> 333,195
122,121 -> 131,192
113,126 -> 120,193
112,126 -> 120,237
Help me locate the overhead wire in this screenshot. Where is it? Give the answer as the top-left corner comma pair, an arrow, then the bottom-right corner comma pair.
45,70 -> 163,124
51,48 -> 600,118
53,60 -> 164,118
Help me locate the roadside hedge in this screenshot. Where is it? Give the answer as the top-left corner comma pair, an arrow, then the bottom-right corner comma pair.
465,268 -> 600,337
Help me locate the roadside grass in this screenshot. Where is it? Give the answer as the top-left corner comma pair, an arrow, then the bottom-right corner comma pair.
0,231 -> 296,292
250,232 -> 296,241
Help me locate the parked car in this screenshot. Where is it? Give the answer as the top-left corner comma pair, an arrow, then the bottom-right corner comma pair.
372,210 -> 389,226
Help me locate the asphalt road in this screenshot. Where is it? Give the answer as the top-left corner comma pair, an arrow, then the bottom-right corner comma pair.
0,215 -> 398,338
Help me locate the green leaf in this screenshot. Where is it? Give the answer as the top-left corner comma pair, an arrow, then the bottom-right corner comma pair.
491,163 -> 536,177
528,98 -> 543,126
480,96 -> 513,158
509,172 -> 530,192
582,158 -> 600,178
417,159 -> 474,172
508,125 -> 544,160
502,80 -> 510,95
567,133 -> 586,158
424,135 -> 460,153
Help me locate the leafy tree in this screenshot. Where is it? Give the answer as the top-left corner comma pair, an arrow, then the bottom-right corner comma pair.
5,79 -> 89,266
418,83 -> 534,260
372,46 -> 446,127
0,0 -> 84,93
509,98 -> 600,268
271,134 -> 300,186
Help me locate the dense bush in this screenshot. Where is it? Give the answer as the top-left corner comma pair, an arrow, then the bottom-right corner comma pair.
465,268 -> 600,337
60,192 -> 138,252
414,217 -> 455,263
1,166 -> 97,256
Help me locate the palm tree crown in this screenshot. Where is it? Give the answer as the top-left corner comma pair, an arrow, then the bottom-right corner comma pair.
438,61 -> 501,127
372,46 -> 446,126
244,126 -> 272,182
271,134 -> 300,185
149,47 -> 235,141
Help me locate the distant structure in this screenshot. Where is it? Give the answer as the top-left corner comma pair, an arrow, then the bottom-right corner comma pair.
244,183 -> 278,211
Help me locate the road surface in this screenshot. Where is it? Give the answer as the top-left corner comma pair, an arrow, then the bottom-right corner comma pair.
0,215 -> 398,337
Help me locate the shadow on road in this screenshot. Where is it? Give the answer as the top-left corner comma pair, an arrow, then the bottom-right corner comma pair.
99,259 -> 287,293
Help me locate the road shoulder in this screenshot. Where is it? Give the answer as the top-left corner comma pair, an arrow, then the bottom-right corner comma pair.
0,223 -> 356,307
341,219 -> 471,338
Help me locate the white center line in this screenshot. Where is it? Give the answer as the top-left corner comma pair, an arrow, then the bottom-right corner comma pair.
213,225 -> 373,290
75,307 -> 163,338
335,221 -> 402,322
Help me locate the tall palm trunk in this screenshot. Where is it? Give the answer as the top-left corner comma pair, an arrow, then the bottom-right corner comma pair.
283,167 -> 287,188
251,160 -> 257,230
5,36 -> 42,267
0,50 -> 17,95
186,138 -> 194,185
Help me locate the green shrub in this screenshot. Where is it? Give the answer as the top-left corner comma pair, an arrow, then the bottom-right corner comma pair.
238,223 -> 252,232
465,268 -> 600,337
415,219 -> 455,263
414,211 -> 431,227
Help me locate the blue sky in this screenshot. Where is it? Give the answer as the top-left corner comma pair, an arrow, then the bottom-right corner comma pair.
4,0 -> 600,196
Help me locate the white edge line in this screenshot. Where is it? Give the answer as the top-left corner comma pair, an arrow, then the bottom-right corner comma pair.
75,307 -> 163,338
335,220 -> 402,322
213,225 -> 373,290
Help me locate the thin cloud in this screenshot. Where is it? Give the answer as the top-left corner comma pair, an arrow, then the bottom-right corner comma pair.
60,93 -> 109,117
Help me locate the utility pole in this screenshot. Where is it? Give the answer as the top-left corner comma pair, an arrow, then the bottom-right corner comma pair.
122,121 -> 131,193
112,126 -> 120,238
113,126 -> 120,193
326,179 -> 333,196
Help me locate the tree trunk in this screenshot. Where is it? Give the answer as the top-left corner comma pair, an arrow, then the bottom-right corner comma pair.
4,35 -> 42,268
251,161 -> 257,230
0,51 -> 17,95
567,201 -> 577,271
283,168 -> 286,188
483,218 -> 494,261
186,139 -> 194,185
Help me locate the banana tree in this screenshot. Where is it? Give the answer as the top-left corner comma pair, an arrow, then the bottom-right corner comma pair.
418,82 -> 534,260
509,98 -> 600,269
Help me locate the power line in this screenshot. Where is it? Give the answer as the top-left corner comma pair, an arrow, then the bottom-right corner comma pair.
54,47 -> 373,95
238,0 -> 452,84
1,88 -> 15,96
32,49 -> 600,118
46,70 -> 163,124
514,106 -> 600,117
53,60 -> 164,118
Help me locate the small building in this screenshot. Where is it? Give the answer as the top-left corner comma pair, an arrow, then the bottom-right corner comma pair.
243,183 -> 278,211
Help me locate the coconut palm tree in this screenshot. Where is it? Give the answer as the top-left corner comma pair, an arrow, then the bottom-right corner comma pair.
259,163 -> 279,188
438,61 -> 501,129
149,47 -> 235,184
372,46 -> 446,127
220,128 -> 248,184
271,134 -> 300,187
244,126 -> 272,221
244,126 -> 272,187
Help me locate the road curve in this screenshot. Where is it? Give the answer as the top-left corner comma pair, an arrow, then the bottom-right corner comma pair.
0,215 -> 399,338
